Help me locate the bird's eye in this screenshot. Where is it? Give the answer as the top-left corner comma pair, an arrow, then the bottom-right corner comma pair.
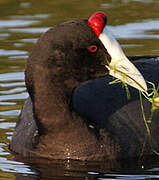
88,45 -> 98,53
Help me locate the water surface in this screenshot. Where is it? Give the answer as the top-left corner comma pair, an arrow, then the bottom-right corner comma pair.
0,0 -> 159,179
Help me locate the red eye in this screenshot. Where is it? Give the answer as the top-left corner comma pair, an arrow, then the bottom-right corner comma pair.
89,45 -> 98,53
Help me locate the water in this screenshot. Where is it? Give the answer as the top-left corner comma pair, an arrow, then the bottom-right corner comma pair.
0,0 -> 159,179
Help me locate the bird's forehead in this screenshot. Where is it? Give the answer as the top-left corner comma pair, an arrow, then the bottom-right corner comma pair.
52,20 -> 100,47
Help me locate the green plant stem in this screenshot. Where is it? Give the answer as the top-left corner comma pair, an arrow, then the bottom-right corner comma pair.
139,91 -> 159,156
139,91 -> 151,138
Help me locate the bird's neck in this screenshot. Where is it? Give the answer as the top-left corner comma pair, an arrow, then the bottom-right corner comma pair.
32,72 -> 80,133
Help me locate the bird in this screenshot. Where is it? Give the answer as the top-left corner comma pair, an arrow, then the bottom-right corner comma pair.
9,12 -> 159,161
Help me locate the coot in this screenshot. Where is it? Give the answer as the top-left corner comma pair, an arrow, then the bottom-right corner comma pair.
10,12 -> 159,161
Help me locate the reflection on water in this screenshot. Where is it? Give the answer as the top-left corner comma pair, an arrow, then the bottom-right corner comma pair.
0,19 -> 39,28
9,27 -> 49,34
110,20 -> 159,39
12,14 -> 51,19
0,0 -> 159,179
0,72 -> 24,81
0,157 -> 36,174
3,157 -> 159,180
0,50 -> 27,57
103,174 -> 159,179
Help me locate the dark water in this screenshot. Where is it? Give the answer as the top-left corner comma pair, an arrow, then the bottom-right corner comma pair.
0,0 -> 159,179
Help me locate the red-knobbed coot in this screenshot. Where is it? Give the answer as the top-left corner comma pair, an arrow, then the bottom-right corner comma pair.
10,12 -> 159,161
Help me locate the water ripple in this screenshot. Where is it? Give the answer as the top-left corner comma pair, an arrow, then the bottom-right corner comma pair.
0,33 -> 10,40
0,122 -> 16,128
103,173 -> 159,179
0,110 -> 20,117
0,157 -> 36,175
0,72 -> 24,82
9,27 -> 49,34
20,38 -> 38,43
11,14 -> 51,20
0,92 -> 28,101
0,20 -> 39,28
0,50 -> 27,57
0,102 -> 16,105
0,87 -> 26,94
109,19 -> 159,39
0,82 -> 25,88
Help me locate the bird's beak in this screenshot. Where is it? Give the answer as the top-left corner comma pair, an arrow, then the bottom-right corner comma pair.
99,26 -> 147,92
